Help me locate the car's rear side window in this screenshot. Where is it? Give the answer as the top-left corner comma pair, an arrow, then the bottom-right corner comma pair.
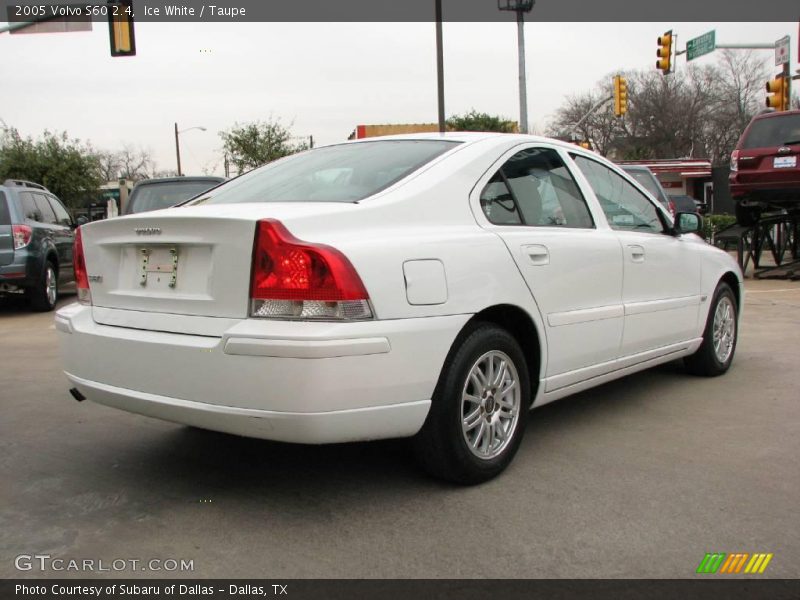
742,115 -> 800,149
19,192 -> 40,222
0,192 -> 10,226
193,140 -> 460,205
480,147 -> 594,228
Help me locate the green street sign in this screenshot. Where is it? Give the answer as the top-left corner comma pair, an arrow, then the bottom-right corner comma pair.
687,30 -> 716,61
101,190 -> 120,200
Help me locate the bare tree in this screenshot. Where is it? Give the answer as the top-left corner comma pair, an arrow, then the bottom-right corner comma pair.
700,50 -> 767,165
546,80 -> 622,157
117,144 -> 154,180
619,69 -> 706,159
550,50 -> 770,165
97,150 -> 122,182
97,144 -> 156,182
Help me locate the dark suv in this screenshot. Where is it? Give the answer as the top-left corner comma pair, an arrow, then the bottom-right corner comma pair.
125,176 -> 225,214
730,110 -> 800,225
0,179 -> 75,311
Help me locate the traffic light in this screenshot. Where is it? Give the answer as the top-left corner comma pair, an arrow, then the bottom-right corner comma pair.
108,1 -> 135,57
657,30 -> 672,74
766,75 -> 789,111
613,75 -> 628,117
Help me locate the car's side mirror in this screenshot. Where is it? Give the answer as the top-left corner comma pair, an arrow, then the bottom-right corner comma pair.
674,212 -> 702,235
75,216 -> 89,227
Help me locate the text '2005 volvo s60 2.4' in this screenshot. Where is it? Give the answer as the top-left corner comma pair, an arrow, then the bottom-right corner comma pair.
56,133 -> 742,484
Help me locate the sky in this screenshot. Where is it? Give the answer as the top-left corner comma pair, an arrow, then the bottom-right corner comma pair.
0,21 -> 796,177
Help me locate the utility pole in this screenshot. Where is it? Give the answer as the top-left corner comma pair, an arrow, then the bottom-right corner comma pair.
174,124 -> 207,177
435,0 -> 445,133
174,123 -> 182,177
499,1 -> 535,134
516,10 -> 529,133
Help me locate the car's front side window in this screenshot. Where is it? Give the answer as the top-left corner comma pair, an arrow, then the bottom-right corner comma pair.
32,193 -> 58,225
47,195 -> 73,226
572,155 -> 664,234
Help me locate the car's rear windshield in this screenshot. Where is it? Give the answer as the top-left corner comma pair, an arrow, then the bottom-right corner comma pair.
742,114 -> 800,149
0,192 -> 9,225
127,180 -> 222,214
192,140 -> 460,205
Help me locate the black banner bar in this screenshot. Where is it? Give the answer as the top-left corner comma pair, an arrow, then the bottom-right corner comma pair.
3,0 -> 799,23
3,580 -> 800,600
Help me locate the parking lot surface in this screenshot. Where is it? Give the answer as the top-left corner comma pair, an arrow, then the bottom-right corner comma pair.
1,279 -> 798,578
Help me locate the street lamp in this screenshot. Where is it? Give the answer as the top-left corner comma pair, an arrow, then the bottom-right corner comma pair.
498,0 -> 535,134
435,0 -> 445,133
174,123 -> 207,176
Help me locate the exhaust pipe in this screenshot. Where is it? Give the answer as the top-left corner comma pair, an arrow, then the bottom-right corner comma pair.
69,387 -> 86,402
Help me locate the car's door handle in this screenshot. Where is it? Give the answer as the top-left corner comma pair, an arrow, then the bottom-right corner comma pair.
627,244 -> 645,263
522,244 -> 549,266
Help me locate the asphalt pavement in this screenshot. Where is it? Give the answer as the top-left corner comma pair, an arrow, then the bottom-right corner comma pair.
1,279 -> 798,579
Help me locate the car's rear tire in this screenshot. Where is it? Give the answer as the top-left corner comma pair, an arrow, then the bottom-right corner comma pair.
28,261 -> 58,312
411,322 -> 530,485
734,203 -> 760,227
684,282 -> 738,377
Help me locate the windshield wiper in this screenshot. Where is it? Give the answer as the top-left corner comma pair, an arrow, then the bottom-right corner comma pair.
782,140 -> 800,146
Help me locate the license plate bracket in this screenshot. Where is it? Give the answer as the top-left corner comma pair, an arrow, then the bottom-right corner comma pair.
139,247 -> 179,288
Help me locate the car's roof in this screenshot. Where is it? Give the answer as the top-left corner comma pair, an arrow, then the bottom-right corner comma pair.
1,179 -> 51,192
132,176 -> 225,187
347,131 -> 582,151
751,109 -> 800,121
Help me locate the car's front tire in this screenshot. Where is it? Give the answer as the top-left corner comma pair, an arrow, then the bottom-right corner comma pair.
28,260 -> 58,312
684,282 -> 738,377
412,323 -> 530,485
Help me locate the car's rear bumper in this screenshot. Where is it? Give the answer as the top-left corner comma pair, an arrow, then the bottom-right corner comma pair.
64,372 -> 431,444
0,253 -> 38,288
55,303 -> 470,443
729,178 -> 800,203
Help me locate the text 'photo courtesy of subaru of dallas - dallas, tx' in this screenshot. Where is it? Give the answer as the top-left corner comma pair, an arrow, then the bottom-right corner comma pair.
56,133 -> 742,484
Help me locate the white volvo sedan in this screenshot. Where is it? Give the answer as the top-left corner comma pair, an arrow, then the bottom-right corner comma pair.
56,133 -> 742,483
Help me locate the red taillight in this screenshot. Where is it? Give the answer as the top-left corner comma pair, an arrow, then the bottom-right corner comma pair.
668,200 -> 676,216
73,227 -> 91,305
731,149 -> 739,172
11,224 -> 32,249
250,219 -> 372,320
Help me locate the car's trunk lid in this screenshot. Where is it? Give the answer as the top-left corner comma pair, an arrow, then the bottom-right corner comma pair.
81,203 -> 354,322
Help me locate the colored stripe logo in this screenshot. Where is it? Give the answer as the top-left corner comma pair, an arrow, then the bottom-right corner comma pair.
697,553 -> 773,574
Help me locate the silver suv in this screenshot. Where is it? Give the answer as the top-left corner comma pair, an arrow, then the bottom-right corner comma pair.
0,179 -> 75,311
